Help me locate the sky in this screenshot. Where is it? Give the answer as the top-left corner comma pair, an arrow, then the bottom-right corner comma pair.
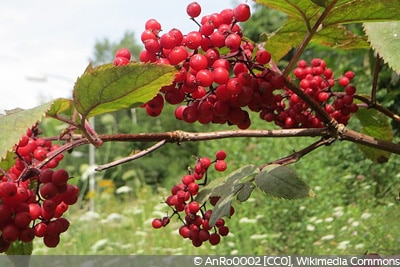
0,0 -> 239,113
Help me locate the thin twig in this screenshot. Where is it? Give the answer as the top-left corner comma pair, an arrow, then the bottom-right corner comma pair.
259,137 -> 335,169
353,94 -> 400,123
370,53 -> 381,105
95,140 -> 166,171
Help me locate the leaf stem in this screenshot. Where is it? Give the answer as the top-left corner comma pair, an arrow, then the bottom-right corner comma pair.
283,0 -> 339,76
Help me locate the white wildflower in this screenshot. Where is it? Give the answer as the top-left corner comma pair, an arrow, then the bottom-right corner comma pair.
361,212 -> 372,220
239,217 -> 257,224
320,234 -> 335,241
250,234 -> 268,240
325,217 -> 334,222
306,224 -> 315,231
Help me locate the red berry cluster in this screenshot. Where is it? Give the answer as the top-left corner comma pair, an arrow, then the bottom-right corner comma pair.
0,126 -> 78,252
113,2 -> 359,130
152,150 -> 233,247
277,58 -> 358,128
112,2 -> 286,129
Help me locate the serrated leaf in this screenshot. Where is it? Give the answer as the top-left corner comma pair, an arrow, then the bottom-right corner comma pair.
73,62 -> 177,118
0,102 -> 54,160
0,151 -> 17,172
363,22 -> 400,74
255,164 -> 315,199
46,98 -> 74,116
237,182 -> 256,202
195,164 -> 259,206
255,0 -> 398,61
209,183 -> 244,227
355,106 -> 394,163
324,1 -> 400,25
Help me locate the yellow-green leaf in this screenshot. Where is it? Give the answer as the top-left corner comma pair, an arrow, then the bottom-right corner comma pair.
73,62 -> 177,118
0,102 -> 54,160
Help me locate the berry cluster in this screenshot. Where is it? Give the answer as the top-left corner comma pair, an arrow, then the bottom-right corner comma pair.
0,126 -> 78,252
279,58 -> 358,128
152,150 -> 233,247
114,2 -> 286,129
114,2 -> 360,130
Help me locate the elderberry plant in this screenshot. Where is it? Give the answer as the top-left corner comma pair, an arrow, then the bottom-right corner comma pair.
0,0 -> 399,256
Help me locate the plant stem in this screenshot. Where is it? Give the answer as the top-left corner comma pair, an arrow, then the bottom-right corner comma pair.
283,0 -> 339,76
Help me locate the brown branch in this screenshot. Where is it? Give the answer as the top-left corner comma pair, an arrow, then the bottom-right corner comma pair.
95,140 -> 166,171
259,137 -> 335,169
353,94 -> 400,124
339,126 -> 400,155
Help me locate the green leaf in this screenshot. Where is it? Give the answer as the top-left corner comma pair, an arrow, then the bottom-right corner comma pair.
209,183 -> 244,227
46,98 -> 74,116
195,164 -> 259,206
236,182 -> 256,202
194,164 -> 259,226
0,151 -> 17,173
255,164 -> 316,199
355,106 -> 394,163
311,0 -> 329,7
363,21 -> 400,74
73,62 -> 177,118
0,102 -> 54,160
255,0 -> 399,61
324,1 -> 400,25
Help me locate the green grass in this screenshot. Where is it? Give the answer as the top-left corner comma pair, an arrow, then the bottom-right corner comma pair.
32,181 -> 400,255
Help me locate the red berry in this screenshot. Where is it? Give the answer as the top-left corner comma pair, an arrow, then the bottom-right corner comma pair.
209,233 -> 221,245
43,234 -> 60,248
115,48 -> 131,60
215,160 -> 227,172
186,2 -> 201,18
215,150 -> 227,160
255,50 -> 271,65
145,19 -> 161,32
152,218 -> 163,229
188,201 -> 200,214
51,169 -> 69,186
234,4 -> 251,22
339,76 -> 350,87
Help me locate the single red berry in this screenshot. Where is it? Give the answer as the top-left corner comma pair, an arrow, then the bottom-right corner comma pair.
188,201 -> 200,214
215,150 -> 227,160
186,2 -> 201,18
339,76 -> 350,87
43,234 -> 60,248
255,50 -> 271,65
234,4 -> 251,22
115,48 -> 131,60
145,19 -> 161,32
215,160 -> 227,172
209,233 -> 221,245
152,218 -> 163,229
